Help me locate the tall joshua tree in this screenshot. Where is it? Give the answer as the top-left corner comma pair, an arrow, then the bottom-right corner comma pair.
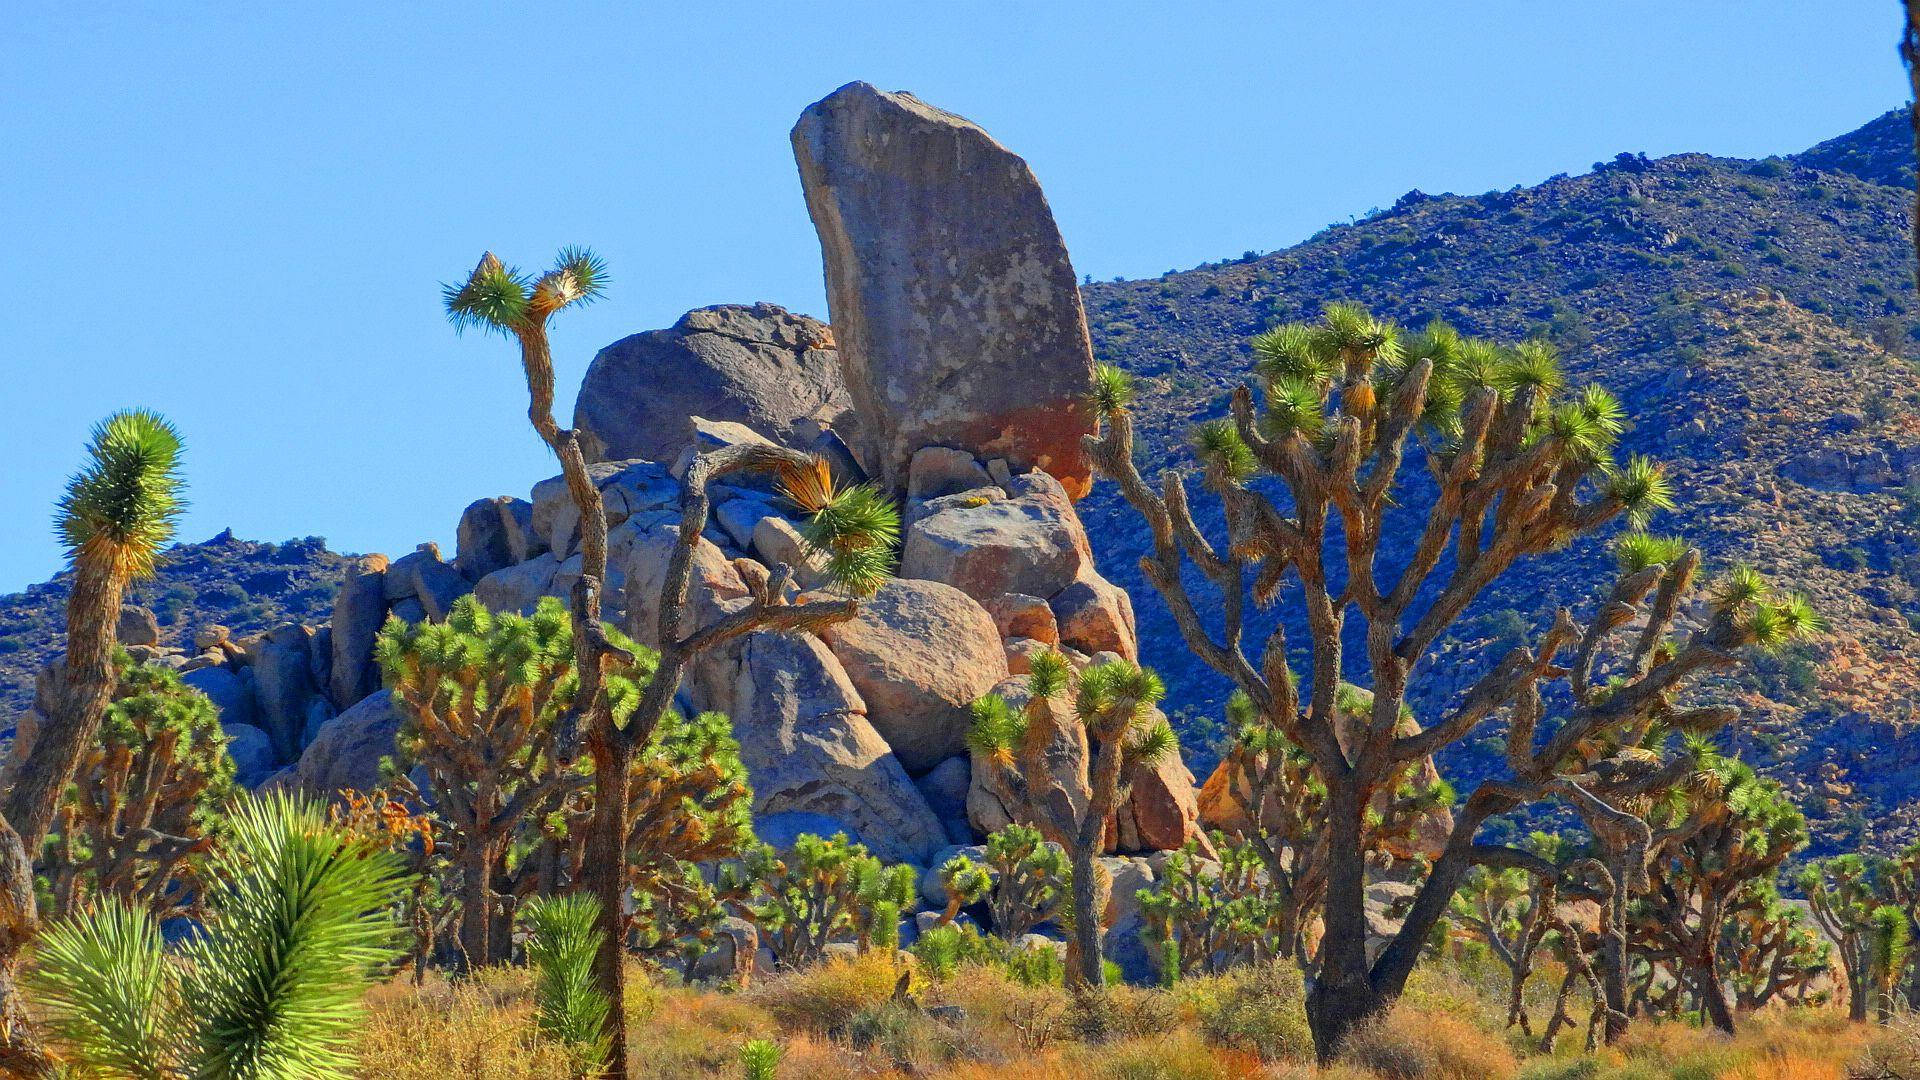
970,650 -> 1177,987
1083,306 -> 1818,1058
0,409 -> 184,1076
446,250 -> 894,1073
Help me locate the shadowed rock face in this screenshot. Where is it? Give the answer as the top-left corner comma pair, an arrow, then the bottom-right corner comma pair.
792,81 -> 1097,500
573,303 -> 854,465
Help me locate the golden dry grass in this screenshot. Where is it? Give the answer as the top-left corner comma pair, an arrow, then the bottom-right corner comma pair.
354,955 -> 1891,1080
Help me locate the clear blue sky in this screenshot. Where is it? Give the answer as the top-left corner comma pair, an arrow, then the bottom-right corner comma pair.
1,2 -> 1907,591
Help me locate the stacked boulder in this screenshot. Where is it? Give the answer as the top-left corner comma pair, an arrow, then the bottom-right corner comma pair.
125,81 -> 1202,882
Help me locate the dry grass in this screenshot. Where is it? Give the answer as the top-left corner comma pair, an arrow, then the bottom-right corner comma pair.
353,955 -> 1892,1080
358,970 -> 580,1080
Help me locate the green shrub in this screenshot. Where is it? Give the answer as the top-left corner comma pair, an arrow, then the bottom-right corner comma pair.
738,1037 -> 780,1080
1192,964 -> 1311,1062
911,922 -> 1000,981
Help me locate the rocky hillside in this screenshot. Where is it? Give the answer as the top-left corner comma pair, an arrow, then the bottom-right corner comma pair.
1076,112 -> 1920,852
0,532 -> 348,720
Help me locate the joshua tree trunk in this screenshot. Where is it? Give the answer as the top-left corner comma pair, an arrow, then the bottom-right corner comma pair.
1698,964 -> 1735,1033
461,836 -> 495,969
1306,784 -> 1385,1057
1067,841 -> 1103,989
4,560 -> 124,855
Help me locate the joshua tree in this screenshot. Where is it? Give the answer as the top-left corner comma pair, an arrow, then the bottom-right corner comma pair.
1800,854 -> 1897,1022
41,651 -> 235,921
1083,306 -> 1818,1057
741,832 -> 905,968
0,409 -> 184,1075
377,595 -> 587,965
1722,883 -> 1829,1012
26,793 -> 408,1079
1449,833 -> 1567,1036
938,824 -> 1071,940
970,650 -> 1177,987
1631,755 -> 1806,1033
446,249 -> 894,1071
1140,831 -> 1285,978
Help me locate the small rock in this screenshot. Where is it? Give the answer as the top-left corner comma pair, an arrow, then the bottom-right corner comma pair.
117,606 -> 160,647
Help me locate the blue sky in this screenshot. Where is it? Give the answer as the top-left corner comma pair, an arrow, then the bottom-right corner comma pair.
0,2 -> 1907,591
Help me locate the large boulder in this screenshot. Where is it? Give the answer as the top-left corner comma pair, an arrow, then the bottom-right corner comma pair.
899,470 -> 1091,604
249,624 -> 321,763
726,631 -> 946,864
1118,744 -> 1203,853
574,303 -> 854,466
454,497 -> 521,582
183,664 -> 256,731
622,525 -> 750,649
329,554 -> 389,708
1051,570 -> 1137,662
473,553 -> 560,615
289,688 -> 403,799
814,579 -> 1008,774
792,82 -> 1097,499
531,459 -> 681,561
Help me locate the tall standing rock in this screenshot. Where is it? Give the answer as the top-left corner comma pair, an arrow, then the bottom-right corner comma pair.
792,81 -> 1097,499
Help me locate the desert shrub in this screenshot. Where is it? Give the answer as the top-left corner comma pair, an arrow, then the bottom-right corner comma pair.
746,950 -> 902,1035
1340,1006 -> 1516,1080
1515,1059 -> 1600,1080
845,1000 -> 981,1071
1093,1029 -> 1260,1079
360,972 -> 580,1080
1190,964 -> 1311,1062
912,922 -> 1001,980
1002,940 -> 1066,987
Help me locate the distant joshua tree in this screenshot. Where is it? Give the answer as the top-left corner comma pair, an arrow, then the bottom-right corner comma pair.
1084,305 -> 1818,1057
970,649 -> 1177,988
445,249 -> 896,1071
0,410 -> 184,1076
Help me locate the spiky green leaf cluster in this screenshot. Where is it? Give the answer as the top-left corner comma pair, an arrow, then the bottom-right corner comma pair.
27,898 -> 180,1078
57,409 -> 186,581
443,248 -> 607,337
800,481 -> 901,597
181,793 -> 409,1077
1613,531 -> 1687,575
1191,419 -> 1256,485
1088,362 -> 1137,414
521,893 -> 612,1069
1604,455 -> 1677,526
33,794 -> 410,1079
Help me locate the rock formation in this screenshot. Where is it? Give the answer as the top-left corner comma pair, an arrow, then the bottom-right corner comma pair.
792,81 -> 1099,499
36,84 -> 1204,883
574,303 -> 856,466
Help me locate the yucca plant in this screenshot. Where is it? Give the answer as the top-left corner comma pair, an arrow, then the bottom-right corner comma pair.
27,792 -> 409,1079
447,249 -> 898,1074
0,409 -> 186,1076
521,893 -> 612,1072
738,1038 -> 780,1080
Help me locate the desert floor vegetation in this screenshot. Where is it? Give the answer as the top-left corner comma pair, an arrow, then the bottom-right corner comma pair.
344,949 -> 1908,1080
